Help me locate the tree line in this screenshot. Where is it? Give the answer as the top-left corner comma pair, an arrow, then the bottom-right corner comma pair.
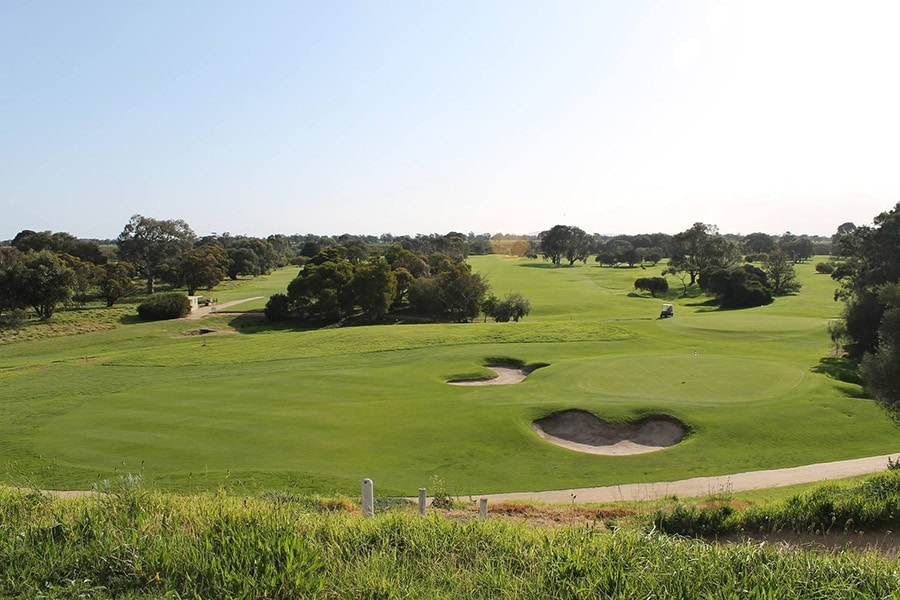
0,215 -> 295,324
538,223 -> 807,308
265,237 -> 530,325
829,203 -> 900,415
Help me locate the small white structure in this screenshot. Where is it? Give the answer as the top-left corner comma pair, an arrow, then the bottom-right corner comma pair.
187,296 -> 201,313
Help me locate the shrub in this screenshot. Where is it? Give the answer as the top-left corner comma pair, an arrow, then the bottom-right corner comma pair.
137,293 -> 191,321
703,265 -> 773,309
815,262 -> 835,274
265,293 -> 293,321
483,293 -> 531,322
634,277 -> 669,297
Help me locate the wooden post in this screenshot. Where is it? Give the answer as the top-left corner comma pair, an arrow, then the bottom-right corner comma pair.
479,497 -> 488,520
362,478 -> 374,518
418,488 -> 427,516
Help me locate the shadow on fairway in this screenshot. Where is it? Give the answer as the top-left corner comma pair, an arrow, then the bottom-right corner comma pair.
227,312 -> 317,333
813,355 -> 863,386
517,262 -> 576,269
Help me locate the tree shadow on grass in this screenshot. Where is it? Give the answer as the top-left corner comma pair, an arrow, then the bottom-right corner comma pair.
812,355 -> 863,386
517,262 -> 576,269
227,312 -> 317,334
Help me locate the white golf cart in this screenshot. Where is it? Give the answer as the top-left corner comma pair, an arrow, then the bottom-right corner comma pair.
659,303 -> 674,319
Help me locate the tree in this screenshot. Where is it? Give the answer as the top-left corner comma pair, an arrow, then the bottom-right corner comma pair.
778,232 -> 815,263
227,247 -> 261,279
12,230 -> 107,264
594,250 -> 617,267
742,232 -> 776,255
484,293 -> 531,322
97,262 -> 138,307
286,252 -> 355,323
0,247 -> 28,321
352,256 -> 397,320
59,253 -> 99,304
662,265 -> 691,297
669,223 -> 739,287
831,222 -> 857,257
858,283 -> 900,415
539,225 -> 592,266
539,225 -> 571,265
564,227 -> 593,265
179,246 -> 230,295
762,250 -> 801,295
638,247 -> 663,266
433,262 -> 489,322
604,239 -> 637,266
832,202 -> 900,358
703,264 -> 772,309
264,293 -> 292,321
225,237 -> 278,278
116,215 -> 195,293
634,277 -> 669,298
19,250 -> 76,320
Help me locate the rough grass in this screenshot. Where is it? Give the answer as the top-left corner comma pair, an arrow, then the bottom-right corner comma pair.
1,478 -> 898,599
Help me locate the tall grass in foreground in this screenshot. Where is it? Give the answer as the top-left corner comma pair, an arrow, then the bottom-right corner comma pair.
653,469 -> 900,537
1,477 -> 898,599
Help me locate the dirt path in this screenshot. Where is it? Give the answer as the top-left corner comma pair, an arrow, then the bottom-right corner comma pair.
185,297 -> 263,320
474,453 -> 900,504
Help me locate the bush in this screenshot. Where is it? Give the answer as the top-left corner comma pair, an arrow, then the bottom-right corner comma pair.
703,265 -> 773,309
815,262 -> 834,274
483,293 -> 531,322
265,293 -> 293,321
634,277 -> 669,297
137,293 -> 191,321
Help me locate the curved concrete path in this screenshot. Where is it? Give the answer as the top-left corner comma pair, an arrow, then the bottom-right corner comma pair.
475,453 -> 900,504
185,296 -> 263,320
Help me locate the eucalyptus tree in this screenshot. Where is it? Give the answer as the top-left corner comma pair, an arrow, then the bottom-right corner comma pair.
116,215 -> 195,294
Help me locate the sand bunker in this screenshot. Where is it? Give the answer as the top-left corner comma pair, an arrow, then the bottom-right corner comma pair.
533,409 -> 685,456
448,366 -> 533,386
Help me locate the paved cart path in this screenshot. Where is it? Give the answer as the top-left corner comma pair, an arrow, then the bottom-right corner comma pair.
474,452 -> 900,504
185,296 -> 263,320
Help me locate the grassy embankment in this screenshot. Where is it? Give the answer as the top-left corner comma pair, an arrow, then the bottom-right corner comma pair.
0,257 -> 896,496
1,469 -> 899,598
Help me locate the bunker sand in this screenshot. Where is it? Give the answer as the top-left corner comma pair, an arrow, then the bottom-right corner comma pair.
533,409 -> 685,456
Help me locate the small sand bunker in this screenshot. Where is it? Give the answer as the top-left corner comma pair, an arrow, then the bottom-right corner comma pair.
448,367 -> 529,386
533,409 -> 685,455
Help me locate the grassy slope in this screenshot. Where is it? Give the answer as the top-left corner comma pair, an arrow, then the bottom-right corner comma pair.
0,258 -> 896,496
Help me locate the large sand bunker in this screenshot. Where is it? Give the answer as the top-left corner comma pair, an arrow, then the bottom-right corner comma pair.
533,409 -> 686,455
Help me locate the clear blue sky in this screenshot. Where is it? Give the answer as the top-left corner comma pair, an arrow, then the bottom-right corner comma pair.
2,0 -> 899,240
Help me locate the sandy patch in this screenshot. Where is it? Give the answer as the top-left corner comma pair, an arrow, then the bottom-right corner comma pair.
533,409 -> 685,456
447,366 -> 529,386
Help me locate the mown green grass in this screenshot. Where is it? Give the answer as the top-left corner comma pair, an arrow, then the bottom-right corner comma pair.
0,256 -> 896,496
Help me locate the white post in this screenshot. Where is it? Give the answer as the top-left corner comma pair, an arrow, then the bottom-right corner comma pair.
362,478 -> 374,518
479,498 -> 488,520
418,488 -> 427,516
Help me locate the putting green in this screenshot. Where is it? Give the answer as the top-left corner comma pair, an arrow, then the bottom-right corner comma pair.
563,355 -> 807,406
